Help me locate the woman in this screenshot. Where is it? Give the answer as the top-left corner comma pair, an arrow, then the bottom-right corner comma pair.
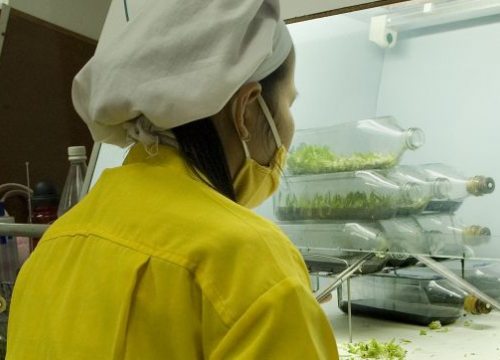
7,0 -> 339,358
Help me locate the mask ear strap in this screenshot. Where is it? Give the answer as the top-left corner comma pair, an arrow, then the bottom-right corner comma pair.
241,139 -> 251,158
257,95 -> 282,148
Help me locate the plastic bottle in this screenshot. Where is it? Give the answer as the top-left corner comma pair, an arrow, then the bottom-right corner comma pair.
413,214 -> 491,249
30,181 -> 59,251
274,170 -> 423,221
377,165 -> 451,215
379,214 -> 491,262
286,116 -> 425,175
419,163 -> 495,212
278,221 -> 389,274
57,146 -> 88,218
0,202 -> 20,296
337,268 -> 491,326
440,261 -> 500,301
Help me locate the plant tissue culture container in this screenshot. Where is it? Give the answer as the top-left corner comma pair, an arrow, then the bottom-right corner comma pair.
407,260 -> 500,302
419,163 -> 495,213
337,268 -> 491,326
286,116 -> 425,175
274,170 -> 423,221
278,221 -> 389,274
378,214 -> 488,262
412,214 -> 491,255
377,165 -> 451,215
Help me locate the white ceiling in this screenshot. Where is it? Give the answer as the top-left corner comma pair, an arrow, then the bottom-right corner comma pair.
8,0 -> 382,40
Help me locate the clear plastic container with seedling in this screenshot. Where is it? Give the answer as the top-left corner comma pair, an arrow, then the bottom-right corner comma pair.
287,116 -> 425,175
337,268 -> 491,326
274,170 -> 424,221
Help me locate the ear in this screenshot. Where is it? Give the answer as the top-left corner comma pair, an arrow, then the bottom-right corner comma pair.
231,82 -> 262,141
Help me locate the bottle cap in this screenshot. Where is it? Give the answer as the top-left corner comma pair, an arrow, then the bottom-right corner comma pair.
463,294 -> 492,315
68,146 -> 87,160
31,181 -> 60,207
462,225 -> 491,245
466,176 -> 495,196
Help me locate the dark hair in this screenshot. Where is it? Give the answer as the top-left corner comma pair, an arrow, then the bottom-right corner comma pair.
172,49 -> 295,201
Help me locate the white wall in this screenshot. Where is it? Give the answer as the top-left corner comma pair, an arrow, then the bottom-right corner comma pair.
376,16 -> 500,233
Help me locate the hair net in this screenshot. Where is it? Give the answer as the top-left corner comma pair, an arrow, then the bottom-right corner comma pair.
72,0 -> 293,147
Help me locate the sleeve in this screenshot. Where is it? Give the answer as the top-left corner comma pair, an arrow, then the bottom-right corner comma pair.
209,276 -> 339,360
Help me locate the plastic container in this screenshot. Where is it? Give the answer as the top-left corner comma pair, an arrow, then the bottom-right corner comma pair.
0,202 -> 20,300
419,163 -> 495,213
274,170 -> 423,221
278,221 -> 389,274
58,146 -> 88,217
337,269 -> 491,325
377,165 -> 450,215
379,214 -> 489,262
30,181 -> 59,251
408,260 -> 500,302
286,116 -> 425,175
413,214 -> 491,249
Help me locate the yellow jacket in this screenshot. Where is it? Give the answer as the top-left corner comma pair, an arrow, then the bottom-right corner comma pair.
7,145 -> 338,359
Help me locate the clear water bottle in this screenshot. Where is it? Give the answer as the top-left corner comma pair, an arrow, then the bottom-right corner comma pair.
420,163 -> 495,213
286,116 -> 425,175
57,146 -> 88,218
31,181 -> 59,251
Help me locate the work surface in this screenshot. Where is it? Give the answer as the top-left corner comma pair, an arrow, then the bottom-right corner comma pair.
321,293 -> 500,359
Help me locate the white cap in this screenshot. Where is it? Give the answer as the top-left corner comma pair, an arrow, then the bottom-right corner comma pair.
68,146 -> 87,160
72,0 -> 293,148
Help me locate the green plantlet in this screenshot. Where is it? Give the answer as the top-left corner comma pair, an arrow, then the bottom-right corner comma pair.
287,144 -> 399,175
345,338 -> 407,359
275,190 -> 397,220
428,320 -> 442,330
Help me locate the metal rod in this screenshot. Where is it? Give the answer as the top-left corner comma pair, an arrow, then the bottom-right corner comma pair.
26,162 -> 32,223
0,223 -> 49,238
347,277 -> 353,343
315,253 -> 376,303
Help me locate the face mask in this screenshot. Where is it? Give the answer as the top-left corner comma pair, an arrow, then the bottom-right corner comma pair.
233,95 -> 287,208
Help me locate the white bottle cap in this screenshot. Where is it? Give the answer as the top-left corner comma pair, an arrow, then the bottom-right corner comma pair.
68,146 -> 87,160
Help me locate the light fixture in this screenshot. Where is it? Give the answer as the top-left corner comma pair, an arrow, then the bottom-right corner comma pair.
370,0 -> 500,48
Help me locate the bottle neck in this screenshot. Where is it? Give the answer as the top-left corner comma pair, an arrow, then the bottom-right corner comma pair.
404,127 -> 425,150
432,177 -> 452,199
400,182 -> 422,204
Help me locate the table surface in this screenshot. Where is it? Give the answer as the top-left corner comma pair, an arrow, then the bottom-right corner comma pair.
321,293 -> 500,359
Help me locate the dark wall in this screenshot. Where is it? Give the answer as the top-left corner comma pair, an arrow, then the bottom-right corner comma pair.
0,9 -> 96,222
